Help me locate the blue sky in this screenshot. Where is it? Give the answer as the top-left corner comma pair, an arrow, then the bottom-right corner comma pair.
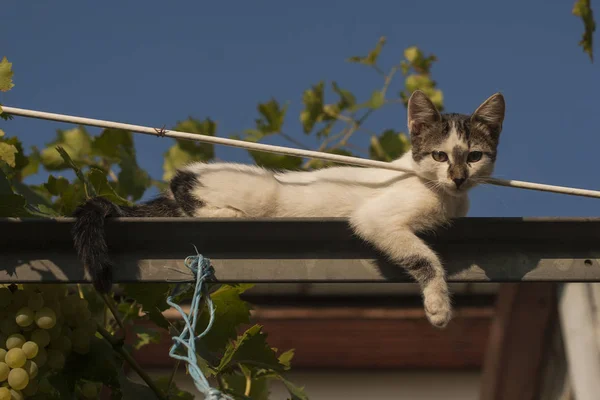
1,0 -> 598,217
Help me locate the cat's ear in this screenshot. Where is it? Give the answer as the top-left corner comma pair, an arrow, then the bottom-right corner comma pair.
471,93 -> 505,136
407,90 -> 441,135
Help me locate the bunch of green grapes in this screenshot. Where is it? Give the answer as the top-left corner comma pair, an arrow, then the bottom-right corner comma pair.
0,285 -> 100,399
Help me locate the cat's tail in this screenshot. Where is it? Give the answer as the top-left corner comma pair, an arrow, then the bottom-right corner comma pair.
72,197 -> 124,293
72,195 -> 182,293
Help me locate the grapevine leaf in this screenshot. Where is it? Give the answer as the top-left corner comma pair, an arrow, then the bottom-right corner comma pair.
367,90 -> 385,109
45,175 -> 70,196
0,107 -> 13,120
162,118 -> 216,181
41,127 -> 92,170
300,82 -> 325,134
0,57 -> 14,92
117,148 -> 151,201
0,129 -> 3,137
255,99 -> 288,134
87,167 -> 130,206
278,349 -> 295,370
346,36 -> 386,66
118,368 -> 160,400
60,338 -> 122,391
132,325 -> 162,350
573,0 -> 596,61
331,81 -> 356,109
122,283 -> 171,330
0,142 -> 17,167
196,284 -> 254,353
1,136 -> 30,176
0,169 -> 29,217
223,372 -> 270,400
154,377 -> 195,400
369,130 -> 410,162
216,324 -> 284,373
91,128 -> 134,161
12,181 -> 54,208
278,376 -> 310,400
250,151 -> 302,170
21,146 -> 41,179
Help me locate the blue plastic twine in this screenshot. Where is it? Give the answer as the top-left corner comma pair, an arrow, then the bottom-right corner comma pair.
166,247 -> 233,400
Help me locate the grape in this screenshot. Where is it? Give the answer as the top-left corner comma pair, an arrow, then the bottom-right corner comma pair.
8,389 -> 22,400
0,362 -> 8,382
0,387 -> 8,400
7,369 -> 28,391
4,349 -> 25,369
34,308 -> 56,330
44,301 -> 61,319
14,308 -> 33,329
0,320 -> 19,336
27,293 -> 44,312
30,330 -> 50,348
5,335 -> 24,351
50,336 -> 71,354
80,382 -> 98,399
21,342 -> 38,359
0,350 -> 5,363
10,292 -> 27,309
23,361 -> 37,381
47,323 -> 62,341
21,379 -> 37,396
38,378 -> 52,394
0,290 -> 12,309
59,296 -> 78,318
46,349 -> 65,370
31,348 -> 46,368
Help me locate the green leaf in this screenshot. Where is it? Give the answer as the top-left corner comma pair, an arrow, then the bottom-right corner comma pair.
12,181 -> 54,209
367,90 -> 385,109
278,349 -> 295,370
154,376 -> 194,400
20,146 -> 40,179
117,368 -> 160,400
0,142 -> 17,167
346,36 -> 386,66
1,136 -> 30,176
45,175 -> 70,196
0,57 -> 14,92
91,128 -> 134,161
573,0 -> 596,61
250,151 -> 302,170
162,118 -> 216,181
196,284 -> 254,353
331,81 -> 356,110
223,372 -> 270,400
217,324 -> 284,373
87,167 -> 130,206
117,149 -> 151,201
122,283 -> 171,330
132,325 -> 162,350
369,130 -> 410,162
278,376 -> 309,400
300,82 -> 325,134
61,337 -> 122,391
41,127 -> 93,170
0,169 -> 29,217
255,99 -> 288,134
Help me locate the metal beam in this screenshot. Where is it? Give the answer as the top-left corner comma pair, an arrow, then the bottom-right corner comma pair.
1,217 -> 600,284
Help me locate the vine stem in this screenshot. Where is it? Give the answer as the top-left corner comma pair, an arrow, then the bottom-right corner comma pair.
102,293 -> 126,337
96,324 -> 168,400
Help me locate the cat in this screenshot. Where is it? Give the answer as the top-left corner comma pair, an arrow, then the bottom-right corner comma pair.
72,90 -> 505,328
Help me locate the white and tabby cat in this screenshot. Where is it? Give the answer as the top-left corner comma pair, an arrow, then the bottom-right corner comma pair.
72,90 -> 505,328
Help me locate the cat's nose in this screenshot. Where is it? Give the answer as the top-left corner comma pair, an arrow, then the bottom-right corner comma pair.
453,178 -> 466,188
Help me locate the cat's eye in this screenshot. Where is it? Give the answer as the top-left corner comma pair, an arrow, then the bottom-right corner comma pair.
467,151 -> 483,163
431,151 -> 448,162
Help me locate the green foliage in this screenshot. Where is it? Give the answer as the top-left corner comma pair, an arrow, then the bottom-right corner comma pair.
0,39 -> 450,398
163,118 -> 216,180
573,0 -> 596,61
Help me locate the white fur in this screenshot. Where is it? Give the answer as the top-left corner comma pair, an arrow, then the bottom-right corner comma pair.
178,141 -> 491,327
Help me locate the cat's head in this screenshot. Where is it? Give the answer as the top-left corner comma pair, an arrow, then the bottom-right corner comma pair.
407,90 -> 505,196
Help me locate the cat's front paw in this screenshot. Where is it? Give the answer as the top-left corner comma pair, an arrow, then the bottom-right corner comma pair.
424,290 -> 452,328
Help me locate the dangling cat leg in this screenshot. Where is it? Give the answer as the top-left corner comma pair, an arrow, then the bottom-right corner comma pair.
350,220 -> 452,328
